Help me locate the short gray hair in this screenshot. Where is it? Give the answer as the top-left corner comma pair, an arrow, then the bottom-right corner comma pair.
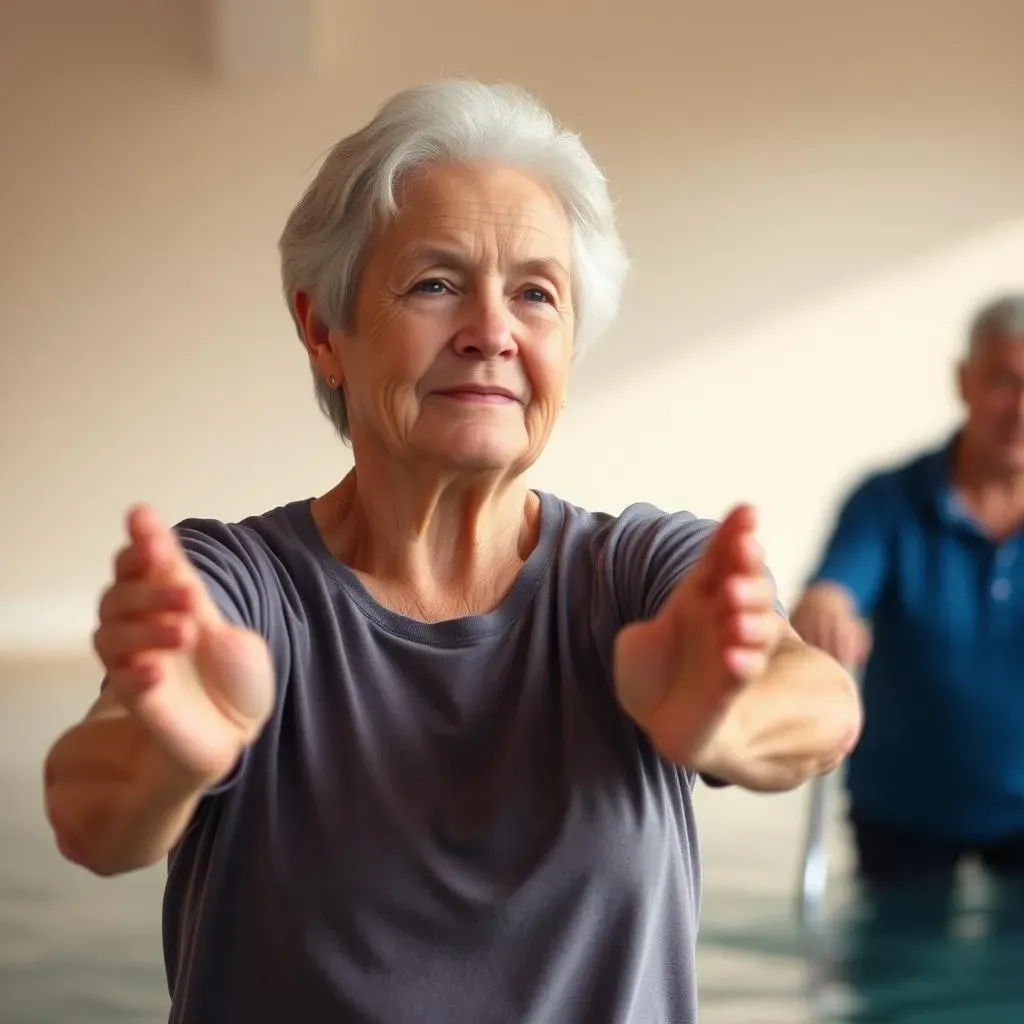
968,293 -> 1024,357
278,80 -> 630,438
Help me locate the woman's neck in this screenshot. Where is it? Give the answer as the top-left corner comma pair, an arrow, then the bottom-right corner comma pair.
312,466 -> 541,619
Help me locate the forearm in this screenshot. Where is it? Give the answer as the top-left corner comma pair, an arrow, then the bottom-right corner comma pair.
691,639 -> 862,792
44,703 -> 208,876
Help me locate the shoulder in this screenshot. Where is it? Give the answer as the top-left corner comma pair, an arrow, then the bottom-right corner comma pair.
544,493 -> 718,621
840,445 -> 940,513
608,500 -> 717,550
173,501 -> 316,631
175,505 -> 290,582
552,494 -> 717,551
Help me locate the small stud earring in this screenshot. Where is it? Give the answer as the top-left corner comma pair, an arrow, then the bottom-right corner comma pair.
560,397 -> 567,409
329,375 -> 337,388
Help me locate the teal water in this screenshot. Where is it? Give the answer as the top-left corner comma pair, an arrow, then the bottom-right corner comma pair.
8,819 -> 1024,1022
5,679 -> 1024,1022
700,876 -> 1024,1022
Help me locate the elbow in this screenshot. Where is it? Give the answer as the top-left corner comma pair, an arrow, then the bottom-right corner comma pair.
49,813 -> 160,878
708,754 -> 823,793
830,668 -> 864,761
46,797 -> 131,877
788,678 -> 863,789
710,665 -> 863,793
790,667 -> 863,786
739,743 -> 855,794
44,770 -> 160,879
52,828 -> 124,878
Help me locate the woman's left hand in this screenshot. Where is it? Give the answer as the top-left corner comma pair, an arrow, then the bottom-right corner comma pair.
612,505 -> 785,768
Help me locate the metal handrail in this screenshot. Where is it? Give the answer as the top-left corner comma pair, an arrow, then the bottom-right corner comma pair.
796,661 -> 859,930
796,771 -> 831,930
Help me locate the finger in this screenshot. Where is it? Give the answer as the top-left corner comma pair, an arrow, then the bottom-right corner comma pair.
695,505 -> 757,588
112,507 -> 175,584
126,505 -> 196,585
723,575 -> 775,611
724,503 -> 757,533
126,504 -> 167,548
828,616 -> 852,664
113,542 -> 155,582
843,626 -> 870,668
715,521 -> 764,578
838,625 -> 861,667
725,611 -> 777,648
98,581 -> 194,623
123,506 -> 222,625
853,625 -> 872,665
733,531 -> 765,575
93,617 -> 196,668
104,658 -> 164,705
715,508 -> 762,578
723,645 -> 769,680
94,619 -> 194,666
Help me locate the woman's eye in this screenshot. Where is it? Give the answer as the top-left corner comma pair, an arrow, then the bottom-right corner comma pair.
412,279 -> 450,295
522,287 -> 552,304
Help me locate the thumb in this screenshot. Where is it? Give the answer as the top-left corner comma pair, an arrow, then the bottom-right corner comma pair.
613,618 -> 674,725
193,625 -> 275,735
690,504 -> 756,591
126,504 -> 222,626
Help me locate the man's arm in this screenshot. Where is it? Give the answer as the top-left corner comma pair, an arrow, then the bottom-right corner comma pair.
689,621 -> 862,792
811,474 -> 895,606
791,472 -> 896,665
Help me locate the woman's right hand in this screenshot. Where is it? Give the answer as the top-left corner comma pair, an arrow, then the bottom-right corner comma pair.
790,582 -> 871,669
93,505 -> 275,791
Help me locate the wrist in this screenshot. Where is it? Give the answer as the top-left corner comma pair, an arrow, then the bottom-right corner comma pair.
138,732 -> 241,807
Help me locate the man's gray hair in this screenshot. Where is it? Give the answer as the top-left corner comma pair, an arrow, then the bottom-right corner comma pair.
968,293 -> 1024,357
278,80 -> 630,439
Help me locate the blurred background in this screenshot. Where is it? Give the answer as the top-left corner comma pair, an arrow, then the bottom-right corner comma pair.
2,0 -> 1024,1020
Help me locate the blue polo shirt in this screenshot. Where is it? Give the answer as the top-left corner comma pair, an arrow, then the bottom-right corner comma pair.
810,436 -> 1024,841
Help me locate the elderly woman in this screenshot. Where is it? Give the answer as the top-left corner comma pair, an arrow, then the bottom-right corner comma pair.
44,81 -> 860,1022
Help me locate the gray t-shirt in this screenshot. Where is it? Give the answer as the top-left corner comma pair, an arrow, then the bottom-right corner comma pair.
164,491 -> 720,1024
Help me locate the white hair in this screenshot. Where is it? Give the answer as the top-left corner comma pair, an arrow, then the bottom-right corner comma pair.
278,80 -> 630,438
968,293 -> 1024,357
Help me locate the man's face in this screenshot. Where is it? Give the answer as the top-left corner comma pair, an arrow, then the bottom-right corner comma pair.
959,334 -> 1024,473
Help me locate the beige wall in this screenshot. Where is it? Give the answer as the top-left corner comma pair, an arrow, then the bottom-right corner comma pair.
3,0 -> 1024,654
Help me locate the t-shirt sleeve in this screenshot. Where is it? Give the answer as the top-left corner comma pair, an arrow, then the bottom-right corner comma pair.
601,505 -> 718,624
174,519 -> 270,636
171,518 -> 275,796
600,503 -> 786,626
806,473 -> 895,617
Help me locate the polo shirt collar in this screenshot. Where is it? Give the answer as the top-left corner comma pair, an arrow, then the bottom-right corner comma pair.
924,431 -> 973,529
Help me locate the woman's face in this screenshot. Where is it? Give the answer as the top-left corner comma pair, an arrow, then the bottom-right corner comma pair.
313,162 -> 575,475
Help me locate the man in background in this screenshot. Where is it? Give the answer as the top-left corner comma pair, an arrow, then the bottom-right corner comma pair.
793,295 -> 1024,891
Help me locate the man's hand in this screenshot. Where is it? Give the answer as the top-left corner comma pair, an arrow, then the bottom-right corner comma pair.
790,582 -> 871,668
613,505 -> 783,768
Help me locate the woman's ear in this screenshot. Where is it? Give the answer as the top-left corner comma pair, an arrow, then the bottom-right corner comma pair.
294,290 -> 344,387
